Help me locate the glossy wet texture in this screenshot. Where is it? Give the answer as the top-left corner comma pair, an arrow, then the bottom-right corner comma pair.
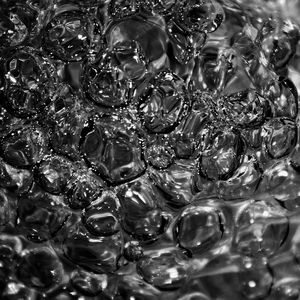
0,0 -> 300,299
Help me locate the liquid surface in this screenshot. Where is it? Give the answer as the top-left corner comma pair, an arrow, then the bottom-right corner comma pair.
0,0 -> 300,299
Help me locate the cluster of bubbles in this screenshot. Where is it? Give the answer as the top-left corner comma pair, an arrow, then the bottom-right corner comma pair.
0,0 -> 300,299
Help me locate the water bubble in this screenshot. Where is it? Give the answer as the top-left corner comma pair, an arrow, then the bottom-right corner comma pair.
0,48 -> 53,117
1,125 -> 47,168
0,0 -> 298,297
219,90 -> 270,129
81,115 -> 146,184
118,177 -> 168,240
63,229 -> 123,273
84,52 -> 133,107
3,88 -> 39,119
0,158 -> 33,194
17,247 -> 64,289
136,249 -> 189,290
195,45 -> 236,91
1,281 -> 37,300
167,20 -> 206,64
0,2 -> 37,49
231,32 -> 259,66
177,0 -> 224,34
44,285 -> 78,300
218,155 -> 262,199
107,14 -> 168,68
17,187 -> 70,242
151,0 -> 178,15
108,0 -> 141,20
84,207 -> 120,236
262,118 -> 297,160
117,275 -> 161,300
82,191 -> 121,236
123,240 -> 144,262
270,78 -> 298,119
199,130 -> 245,181
257,159 -> 300,201
65,167 -> 105,209
0,234 -> 22,256
268,252 -> 300,300
0,189 -> 17,226
50,102 -> 87,160
233,201 -> 289,257
145,138 -> 175,169
0,234 -> 22,286
0,107 -> 14,134
243,127 -> 262,149
263,19 -> 299,73
139,71 -> 188,133
269,286 -> 299,300
149,160 -> 195,207
113,40 -> 148,81
71,269 -> 108,296
189,254 -> 272,299
43,4 -> 93,61
171,95 -> 209,158
174,205 -> 224,255
35,155 -> 73,195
